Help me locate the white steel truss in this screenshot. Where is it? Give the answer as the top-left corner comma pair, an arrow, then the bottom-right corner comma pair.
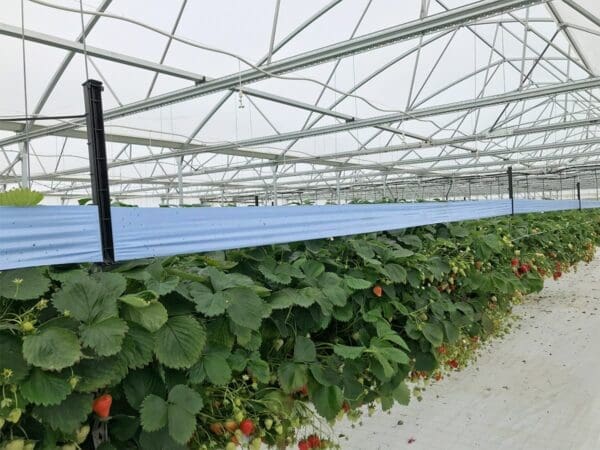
1,0 -> 600,205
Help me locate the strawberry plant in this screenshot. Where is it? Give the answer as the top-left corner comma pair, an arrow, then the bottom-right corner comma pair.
0,210 -> 598,449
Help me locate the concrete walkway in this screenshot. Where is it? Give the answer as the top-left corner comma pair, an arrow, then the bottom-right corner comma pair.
335,253 -> 600,450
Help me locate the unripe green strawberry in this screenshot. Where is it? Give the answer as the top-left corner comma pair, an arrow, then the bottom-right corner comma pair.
225,443 -> 237,450
234,410 -> 244,423
250,438 -> 262,450
23,443 -> 35,450
68,376 -> 79,389
20,321 -> 34,333
4,439 -> 25,450
264,418 -> 273,430
61,444 -> 77,450
0,417 -> 4,428
273,339 -> 284,351
7,408 -> 22,423
274,424 -> 283,435
75,424 -> 90,444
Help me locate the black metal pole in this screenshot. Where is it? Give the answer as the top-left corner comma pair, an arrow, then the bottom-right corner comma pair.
507,166 -> 514,215
83,80 -> 114,264
254,195 -> 259,207
577,181 -> 582,210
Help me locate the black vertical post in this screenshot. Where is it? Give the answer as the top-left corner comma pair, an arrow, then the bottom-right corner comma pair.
507,166 -> 514,216
254,195 -> 259,207
577,182 -> 582,210
83,80 -> 114,264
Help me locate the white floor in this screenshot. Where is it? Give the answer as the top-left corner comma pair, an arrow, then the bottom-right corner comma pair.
335,253 -> 600,450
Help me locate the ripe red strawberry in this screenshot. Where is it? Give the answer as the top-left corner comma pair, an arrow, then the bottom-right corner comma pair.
511,258 -> 519,267
224,420 -> 238,432
210,422 -> 225,435
92,394 -> 112,419
307,434 -> 322,448
239,419 -> 254,437
437,345 -> 447,355
298,440 -> 310,450
447,359 -> 459,369
372,285 -> 383,297
553,271 -> 562,280
342,401 -> 350,413
297,385 -> 308,396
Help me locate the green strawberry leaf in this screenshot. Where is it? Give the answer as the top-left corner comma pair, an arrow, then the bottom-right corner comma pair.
393,381 -> 411,405
119,290 -> 159,308
422,322 -> 444,347
294,336 -> 316,363
121,301 -> 168,332
202,352 -> 232,386
120,323 -> 154,369
204,267 -> 254,291
140,385 -> 203,445
344,276 -> 372,290
33,393 -> 93,433
73,356 -> 128,392
333,344 -> 365,360
269,288 -> 316,309
192,290 -> 228,317
123,367 -> 166,410
383,263 -> 408,283
52,277 -> 118,323
309,383 -> 343,421
0,332 -> 29,383
154,316 -> 206,369
247,357 -> 270,383
167,385 -> 204,444
140,394 -> 168,431
80,317 -> 128,357
226,287 -> 271,330
0,267 -> 51,300
21,368 -> 71,406
277,362 -> 307,393
139,430 -> 186,450
23,327 -> 81,371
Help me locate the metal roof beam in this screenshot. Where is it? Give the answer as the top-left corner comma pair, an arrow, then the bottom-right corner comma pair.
0,0 -> 544,147
0,22 -> 204,82
44,76 -> 600,173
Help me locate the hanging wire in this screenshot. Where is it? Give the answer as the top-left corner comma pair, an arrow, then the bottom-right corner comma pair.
20,0 -> 30,186
79,0 -> 90,79
27,0 -> 451,131
237,60 -> 245,109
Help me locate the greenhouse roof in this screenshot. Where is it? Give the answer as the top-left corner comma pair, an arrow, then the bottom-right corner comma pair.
1,0 -> 600,205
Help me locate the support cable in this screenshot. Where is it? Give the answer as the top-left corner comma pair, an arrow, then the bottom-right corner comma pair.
20,0 -> 30,188
79,0 -> 90,79
26,0 -> 468,129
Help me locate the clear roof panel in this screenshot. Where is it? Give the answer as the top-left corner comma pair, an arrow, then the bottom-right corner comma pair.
1,0 -> 600,205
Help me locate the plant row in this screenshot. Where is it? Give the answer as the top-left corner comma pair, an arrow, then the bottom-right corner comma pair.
0,210 -> 598,449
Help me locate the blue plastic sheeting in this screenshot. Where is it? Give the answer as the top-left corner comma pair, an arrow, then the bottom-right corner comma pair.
0,206 -> 102,270
112,200 -> 512,261
515,199 -> 600,213
2,200 -> 600,270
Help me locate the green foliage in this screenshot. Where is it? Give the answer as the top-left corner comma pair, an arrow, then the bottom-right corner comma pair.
141,385 -> 203,444
0,188 -> 43,206
0,210 -> 598,448
22,327 -> 81,371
